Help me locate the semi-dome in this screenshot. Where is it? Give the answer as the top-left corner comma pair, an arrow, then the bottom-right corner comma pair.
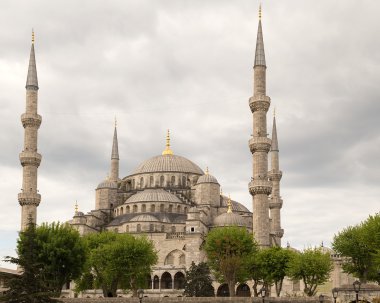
130,214 -> 159,222
125,189 -> 182,204
130,154 -> 204,176
213,212 -> 245,227
97,179 -> 118,189
197,173 -> 219,185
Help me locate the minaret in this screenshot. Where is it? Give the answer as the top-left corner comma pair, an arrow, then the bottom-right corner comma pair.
248,6 -> 272,247
110,119 -> 119,181
18,31 -> 42,230
269,112 -> 284,246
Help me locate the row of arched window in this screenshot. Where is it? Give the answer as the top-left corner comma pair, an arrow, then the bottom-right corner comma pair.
124,224 -> 185,233
129,175 -> 189,190
114,203 -> 188,216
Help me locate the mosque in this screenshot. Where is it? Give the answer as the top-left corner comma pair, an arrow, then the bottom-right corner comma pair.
16,6 -> 363,299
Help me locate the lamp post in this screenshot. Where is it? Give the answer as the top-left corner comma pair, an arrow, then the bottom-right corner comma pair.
353,280 -> 361,303
332,288 -> 338,303
319,294 -> 324,303
260,286 -> 267,303
137,289 -> 144,303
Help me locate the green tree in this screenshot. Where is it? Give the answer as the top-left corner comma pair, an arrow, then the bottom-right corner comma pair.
184,262 -> 215,297
204,226 -> 257,297
332,214 -> 380,283
288,247 -> 333,296
1,221 -> 59,303
30,222 -> 86,295
76,231 -> 157,297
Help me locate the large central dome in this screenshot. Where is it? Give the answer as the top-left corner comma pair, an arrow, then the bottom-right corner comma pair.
131,154 -> 204,176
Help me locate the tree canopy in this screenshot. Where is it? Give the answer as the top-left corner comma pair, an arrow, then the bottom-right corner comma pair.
288,247 -> 333,296
204,226 -> 257,297
332,213 -> 380,283
76,231 -> 157,297
1,221 -> 63,303
184,262 -> 215,297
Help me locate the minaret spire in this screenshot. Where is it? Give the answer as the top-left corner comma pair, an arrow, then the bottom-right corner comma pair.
19,31 -> 42,230
269,114 -> 283,246
162,129 -> 174,155
249,5 -> 272,247
110,119 -> 119,181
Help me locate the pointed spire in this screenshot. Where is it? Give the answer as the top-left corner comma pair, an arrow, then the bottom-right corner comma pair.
162,129 -> 174,155
271,115 -> 279,151
75,200 -> 78,214
26,29 -> 38,90
111,122 -> 119,160
254,5 -> 266,67
205,167 -> 209,175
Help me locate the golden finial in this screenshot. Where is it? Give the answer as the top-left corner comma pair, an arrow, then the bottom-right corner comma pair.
205,167 -> 209,175
227,194 -> 233,213
75,200 -> 78,214
162,129 -> 174,155
259,3 -> 262,21
32,29 -> 35,44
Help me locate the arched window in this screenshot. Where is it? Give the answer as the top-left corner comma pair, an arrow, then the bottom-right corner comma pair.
151,204 -> 155,212
140,177 -> 144,188
174,272 -> 185,289
132,179 -> 135,189
120,207 -> 124,215
126,205 -> 130,213
168,205 -> 173,213
182,176 -> 186,186
126,225 -> 129,232
149,224 -> 154,232
161,272 -> 172,289
160,204 -> 164,212
171,176 -> 175,186
150,176 -> 154,187
153,275 -> 159,289
184,207 -> 188,214
160,176 -> 165,187
217,284 -> 229,297
161,225 -> 165,232
117,209 -> 119,216
137,224 -> 141,232
236,283 -> 251,297
142,204 -> 146,212
171,226 -> 176,233
177,205 -> 181,213
133,205 -> 138,213
165,254 -> 174,265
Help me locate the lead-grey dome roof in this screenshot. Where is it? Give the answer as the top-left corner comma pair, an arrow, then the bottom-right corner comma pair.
97,179 -> 118,189
125,189 -> 182,204
130,154 -> 204,175
197,174 -> 219,185
213,212 -> 245,227
130,214 -> 159,222
220,196 -> 250,213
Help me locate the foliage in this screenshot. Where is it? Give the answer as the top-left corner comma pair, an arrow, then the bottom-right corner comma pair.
183,262 -> 215,297
204,226 -> 258,297
288,247 -> 333,296
75,231 -> 158,297
248,246 -> 294,297
333,213 -> 380,283
1,221 -> 60,303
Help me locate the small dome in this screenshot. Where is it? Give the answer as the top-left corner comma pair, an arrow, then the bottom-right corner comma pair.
220,195 -> 250,212
197,174 -> 219,185
125,189 -> 182,204
130,214 -> 159,222
97,179 -> 117,189
74,211 -> 85,217
213,211 -> 245,227
130,154 -> 204,176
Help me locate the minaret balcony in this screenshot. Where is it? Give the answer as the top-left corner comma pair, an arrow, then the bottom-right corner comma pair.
18,192 -> 41,206
249,179 -> 272,196
19,151 -> 42,167
249,95 -> 270,113
21,113 -> 42,128
269,170 -> 282,181
269,197 -> 283,209
249,137 -> 271,153
270,229 -> 284,238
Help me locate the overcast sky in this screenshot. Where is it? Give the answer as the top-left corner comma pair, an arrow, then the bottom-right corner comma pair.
1,0 -> 379,268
